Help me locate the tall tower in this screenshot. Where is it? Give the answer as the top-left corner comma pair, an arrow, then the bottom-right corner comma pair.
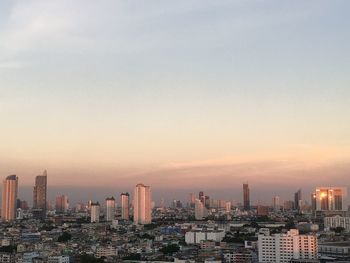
2,175 -> 18,221
195,198 -> 207,220
243,183 -> 250,210
133,183 -> 152,225
33,170 -> 47,219
120,192 -> 130,220
294,189 -> 302,210
105,197 -> 115,221
55,194 -> 69,212
90,202 -> 100,223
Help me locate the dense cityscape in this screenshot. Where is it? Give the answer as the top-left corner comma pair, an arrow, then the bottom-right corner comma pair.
0,171 -> 349,263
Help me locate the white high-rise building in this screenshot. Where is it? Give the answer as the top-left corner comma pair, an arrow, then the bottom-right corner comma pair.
121,192 -> 130,220
258,229 -> 317,263
133,183 -> 152,224
2,175 -> 18,221
195,198 -> 208,220
313,187 -> 347,211
91,202 -> 100,223
105,197 -> 115,221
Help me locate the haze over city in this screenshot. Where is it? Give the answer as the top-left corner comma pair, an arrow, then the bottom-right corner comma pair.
1,1 -> 350,204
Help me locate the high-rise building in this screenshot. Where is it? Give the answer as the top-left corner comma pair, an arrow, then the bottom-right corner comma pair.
195,198 -> 208,220
121,192 -> 130,220
91,202 -> 100,223
272,196 -> 280,212
313,187 -> 347,212
294,189 -> 302,210
243,183 -> 250,210
133,183 -> 152,224
105,197 -> 115,221
33,170 -> 47,219
189,193 -> 196,208
55,195 -> 69,212
1,175 -> 18,221
258,229 -> 318,263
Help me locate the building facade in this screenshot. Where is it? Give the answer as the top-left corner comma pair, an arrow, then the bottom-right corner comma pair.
133,183 -> 152,224
1,175 -> 18,221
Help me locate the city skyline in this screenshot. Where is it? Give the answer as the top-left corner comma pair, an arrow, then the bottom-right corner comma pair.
1,1 -> 350,190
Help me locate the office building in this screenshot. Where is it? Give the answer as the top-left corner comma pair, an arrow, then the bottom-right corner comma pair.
133,183 -> 152,224
294,189 -> 302,210
185,229 -> 225,244
2,175 -> 18,221
55,195 -> 69,212
33,170 -> 47,219
121,192 -> 130,220
312,187 -> 347,213
243,183 -> 250,210
105,197 -> 115,221
258,229 -> 317,263
195,198 -> 208,220
190,193 -> 196,207
91,202 -> 100,223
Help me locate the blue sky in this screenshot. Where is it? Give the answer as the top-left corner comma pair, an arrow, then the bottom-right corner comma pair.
0,1 -> 349,197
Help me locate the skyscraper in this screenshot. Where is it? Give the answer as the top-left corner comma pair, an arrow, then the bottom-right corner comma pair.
55,194 -> 69,212
121,192 -> 130,220
195,198 -> 208,220
91,202 -> 100,223
33,170 -> 47,219
1,175 -> 18,221
189,193 -> 196,208
314,187 -> 346,211
243,183 -> 250,210
133,183 -> 152,225
294,189 -> 302,210
105,197 -> 115,221
272,196 -> 280,212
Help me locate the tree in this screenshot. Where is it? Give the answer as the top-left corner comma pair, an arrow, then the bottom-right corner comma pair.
160,244 -> 180,254
58,231 -> 72,242
80,254 -> 104,263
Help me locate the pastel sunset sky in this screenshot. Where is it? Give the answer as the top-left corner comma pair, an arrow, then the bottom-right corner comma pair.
0,1 -> 349,203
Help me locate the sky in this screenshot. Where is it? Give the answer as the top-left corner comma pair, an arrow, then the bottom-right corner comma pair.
0,1 -> 350,204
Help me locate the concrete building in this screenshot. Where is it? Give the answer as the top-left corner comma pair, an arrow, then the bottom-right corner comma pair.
48,256 -> 69,263
134,183 -> 152,224
105,197 -> 115,221
33,170 -> 47,219
195,199 -> 208,220
258,229 -> 318,263
324,215 -> 350,232
121,192 -> 130,220
243,183 -> 250,210
1,175 -> 18,221
55,195 -> 69,212
91,202 -> 100,223
185,229 -> 226,244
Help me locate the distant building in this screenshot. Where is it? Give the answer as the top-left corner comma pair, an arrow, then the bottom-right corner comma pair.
190,193 -> 196,208
195,198 -> 208,220
105,197 -> 115,221
294,189 -> 302,210
243,183 -> 250,210
258,229 -> 317,263
133,183 -> 152,224
2,175 -> 18,221
33,170 -> 47,219
55,195 -> 69,212
257,205 -> 269,216
48,255 -> 70,263
283,200 -> 294,211
120,192 -> 130,220
185,229 -> 225,244
272,196 -> 280,211
91,202 -> 100,223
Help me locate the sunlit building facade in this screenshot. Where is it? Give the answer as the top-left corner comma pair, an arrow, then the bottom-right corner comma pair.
105,197 -> 115,221
133,183 -> 152,224
121,192 -> 130,220
2,175 -> 18,221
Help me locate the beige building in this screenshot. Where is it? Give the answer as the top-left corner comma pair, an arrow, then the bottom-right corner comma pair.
133,183 -> 151,224
2,175 -> 18,221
